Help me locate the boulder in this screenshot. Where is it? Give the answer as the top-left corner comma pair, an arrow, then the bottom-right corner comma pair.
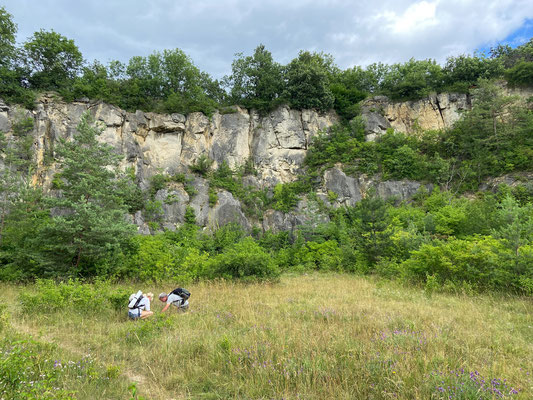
210,190 -> 251,230
323,167 -> 362,206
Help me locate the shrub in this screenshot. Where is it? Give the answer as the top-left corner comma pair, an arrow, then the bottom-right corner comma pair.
272,183 -> 300,212
190,155 -> 213,176
149,173 -> 169,197
505,60 -> 533,87
108,288 -> 131,312
17,279 -> 135,315
400,237 -> 517,291
208,187 -> 218,206
125,235 -> 189,282
294,240 -> 344,271
144,200 -> 164,223
206,237 -> 280,280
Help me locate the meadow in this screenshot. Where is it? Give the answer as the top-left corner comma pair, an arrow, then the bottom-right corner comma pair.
0,274 -> 532,400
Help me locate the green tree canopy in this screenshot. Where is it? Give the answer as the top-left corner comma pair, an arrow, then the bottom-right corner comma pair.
124,49 -> 221,114
380,58 -> 443,100
443,54 -> 503,89
23,29 -> 84,90
224,44 -> 284,112
0,6 -> 17,66
284,51 -> 335,111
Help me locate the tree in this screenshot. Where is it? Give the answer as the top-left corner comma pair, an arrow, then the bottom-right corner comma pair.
347,192 -> 393,265
380,58 -> 443,100
0,6 -> 17,67
0,7 -> 35,108
505,60 -> 533,87
0,116 -> 35,246
493,196 -> 533,257
285,51 -> 335,111
224,44 -> 284,111
446,81 -> 524,186
124,49 -> 220,114
329,66 -> 368,120
23,29 -> 83,90
63,60 -> 122,104
0,116 -> 51,280
491,39 -> 533,68
38,113 -> 135,277
443,54 -> 503,90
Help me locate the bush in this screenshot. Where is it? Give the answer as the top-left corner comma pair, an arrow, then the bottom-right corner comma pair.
190,155 -> 213,176
149,174 -> 169,197
294,240 -> 344,271
108,288 -> 131,312
206,237 -> 280,281
505,60 -> 533,87
400,237 -> 516,291
18,279 -> 128,315
125,235 -> 191,282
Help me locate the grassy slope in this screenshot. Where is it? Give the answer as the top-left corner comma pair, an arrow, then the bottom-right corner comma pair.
1,274 -> 532,399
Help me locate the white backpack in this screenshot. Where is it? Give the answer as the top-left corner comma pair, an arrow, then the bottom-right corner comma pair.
128,290 -> 143,309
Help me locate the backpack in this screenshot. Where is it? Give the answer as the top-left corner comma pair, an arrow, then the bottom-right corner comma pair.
128,290 -> 144,309
169,288 -> 190,304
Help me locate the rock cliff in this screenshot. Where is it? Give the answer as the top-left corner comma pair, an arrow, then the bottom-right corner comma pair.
4,86 -> 525,233
361,84 -> 533,141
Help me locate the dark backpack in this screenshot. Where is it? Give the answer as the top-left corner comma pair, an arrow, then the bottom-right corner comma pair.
169,288 -> 190,301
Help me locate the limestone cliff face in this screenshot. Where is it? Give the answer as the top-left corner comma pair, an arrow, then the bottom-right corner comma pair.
362,93 -> 470,141
0,96 -> 342,232
5,86 -> 525,233
361,84 -> 533,141
25,97 -> 338,191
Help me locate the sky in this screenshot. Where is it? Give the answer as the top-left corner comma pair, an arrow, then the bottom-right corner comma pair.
2,0 -> 533,79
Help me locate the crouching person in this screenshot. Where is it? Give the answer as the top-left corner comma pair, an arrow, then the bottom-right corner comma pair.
128,291 -> 154,320
159,288 -> 190,313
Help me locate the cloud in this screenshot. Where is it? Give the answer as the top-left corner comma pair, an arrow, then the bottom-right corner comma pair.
2,0 -> 533,78
378,1 -> 439,36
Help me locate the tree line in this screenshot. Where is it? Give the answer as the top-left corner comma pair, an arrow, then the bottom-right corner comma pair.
1,6 -> 532,119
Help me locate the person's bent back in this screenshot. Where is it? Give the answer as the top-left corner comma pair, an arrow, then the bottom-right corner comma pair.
159,292 -> 189,313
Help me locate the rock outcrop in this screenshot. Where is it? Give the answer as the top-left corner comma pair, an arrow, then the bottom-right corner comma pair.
361,84 -> 533,141
27,98 -> 339,191
321,167 -> 430,208
361,93 -> 471,141
8,85 -> 527,233
1,96 -> 342,232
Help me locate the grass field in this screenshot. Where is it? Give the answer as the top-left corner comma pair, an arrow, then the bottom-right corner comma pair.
1,274 -> 532,399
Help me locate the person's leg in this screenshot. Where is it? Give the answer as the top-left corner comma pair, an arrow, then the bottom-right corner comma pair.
140,310 -> 154,319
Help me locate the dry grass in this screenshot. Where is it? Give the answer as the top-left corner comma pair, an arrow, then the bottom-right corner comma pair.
2,274 -> 532,399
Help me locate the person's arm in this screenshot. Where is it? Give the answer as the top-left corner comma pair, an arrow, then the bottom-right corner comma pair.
161,303 -> 170,312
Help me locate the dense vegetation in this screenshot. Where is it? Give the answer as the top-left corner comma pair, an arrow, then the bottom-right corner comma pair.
1,6 -> 533,119
0,5 -> 532,298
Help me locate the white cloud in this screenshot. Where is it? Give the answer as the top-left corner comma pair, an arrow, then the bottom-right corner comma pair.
383,1 -> 439,35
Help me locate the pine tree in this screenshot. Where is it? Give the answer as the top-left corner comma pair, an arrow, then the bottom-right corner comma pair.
40,113 -> 135,276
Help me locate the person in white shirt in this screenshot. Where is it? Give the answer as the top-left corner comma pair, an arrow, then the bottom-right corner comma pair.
128,292 -> 154,320
158,292 -> 189,313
